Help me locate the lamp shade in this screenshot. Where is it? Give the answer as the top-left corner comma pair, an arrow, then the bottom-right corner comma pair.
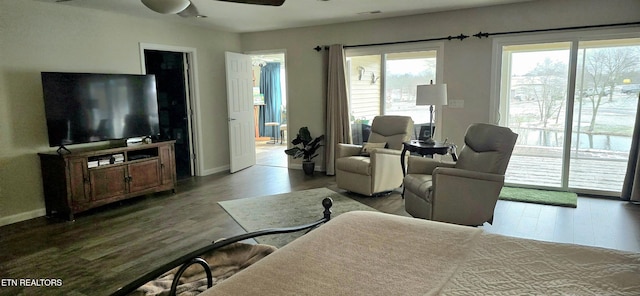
416,84 -> 448,106
141,0 -> 190,14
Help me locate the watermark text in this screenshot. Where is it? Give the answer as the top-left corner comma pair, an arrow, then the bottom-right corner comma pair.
1,278 -> 63,287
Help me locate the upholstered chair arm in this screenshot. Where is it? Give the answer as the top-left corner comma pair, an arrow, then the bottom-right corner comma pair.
370,149 -> 404,193
406,156 -> 455,175
336,143 -> 363,158
430,167 -> 505,226
370,147 -> 402,156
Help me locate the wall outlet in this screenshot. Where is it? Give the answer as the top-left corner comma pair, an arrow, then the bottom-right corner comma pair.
448,99 -> 464,109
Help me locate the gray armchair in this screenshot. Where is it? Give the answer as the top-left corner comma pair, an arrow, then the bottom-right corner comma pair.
403,123 -> 518,226
336,115 -> 414,196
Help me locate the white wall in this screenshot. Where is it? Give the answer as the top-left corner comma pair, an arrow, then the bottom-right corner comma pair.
239,0 -> 640,167
0,0 -> 241,224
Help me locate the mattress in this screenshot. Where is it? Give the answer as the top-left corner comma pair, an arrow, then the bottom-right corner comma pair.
201,211 -> 640,295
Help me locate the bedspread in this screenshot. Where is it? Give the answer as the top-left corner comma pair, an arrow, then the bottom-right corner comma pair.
201,211 -> 640,295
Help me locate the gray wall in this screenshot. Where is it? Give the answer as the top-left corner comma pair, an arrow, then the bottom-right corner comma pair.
0,0 -> 240,224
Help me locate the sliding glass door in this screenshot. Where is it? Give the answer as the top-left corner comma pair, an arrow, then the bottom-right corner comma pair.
570,39 -> 640,193
345,43 -> 443,143
496,35 -> 640,196
499,42 -> 572,188
384,51 -> 437,124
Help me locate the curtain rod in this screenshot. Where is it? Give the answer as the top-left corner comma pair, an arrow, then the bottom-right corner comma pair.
313,34 -> 468,52
313,21 -> 640,51
474,21 -> 640,38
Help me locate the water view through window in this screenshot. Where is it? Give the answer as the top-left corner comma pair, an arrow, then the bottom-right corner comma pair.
499,38 -> 640,195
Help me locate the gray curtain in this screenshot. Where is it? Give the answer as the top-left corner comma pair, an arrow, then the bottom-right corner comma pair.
622,92 -> 640,201
325,44 -> 352,175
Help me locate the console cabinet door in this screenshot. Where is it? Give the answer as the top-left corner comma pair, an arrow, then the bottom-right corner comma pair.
128,159 -> 161,193
159,145 -> 175,185
68,158 -> 90,205
90,166 -> 128,201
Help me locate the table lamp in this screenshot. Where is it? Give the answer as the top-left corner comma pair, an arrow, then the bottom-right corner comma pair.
416,82 -> 448,144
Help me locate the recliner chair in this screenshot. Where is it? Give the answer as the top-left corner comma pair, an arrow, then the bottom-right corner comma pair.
336,115 -> 414,196
403,123 -> 518,226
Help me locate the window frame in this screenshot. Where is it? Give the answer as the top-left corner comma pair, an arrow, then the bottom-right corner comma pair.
345,42 -> 445,127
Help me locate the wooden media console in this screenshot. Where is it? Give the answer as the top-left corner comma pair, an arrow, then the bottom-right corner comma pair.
38,141 -> 176,220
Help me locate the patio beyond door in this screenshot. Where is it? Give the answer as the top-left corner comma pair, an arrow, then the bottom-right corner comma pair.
498,37 -> 640,196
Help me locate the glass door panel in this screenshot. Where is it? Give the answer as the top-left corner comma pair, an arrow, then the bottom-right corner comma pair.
347,50 -> 439,143
570,38 -> 640,193
347,55 -> 381,144
384,51 -> 437,124
500,42 -> 572,188
347,55 -> 381,124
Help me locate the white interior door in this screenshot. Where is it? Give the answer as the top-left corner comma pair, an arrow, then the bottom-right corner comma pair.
225,52 -> 256,173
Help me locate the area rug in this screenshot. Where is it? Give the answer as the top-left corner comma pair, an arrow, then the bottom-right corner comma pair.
218,188 -> 378,248
499,187 -> 578,208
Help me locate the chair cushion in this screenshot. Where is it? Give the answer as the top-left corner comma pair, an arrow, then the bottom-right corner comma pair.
403,174 -> 433,201
360,142 -> 387,156
336,156 -> 371,175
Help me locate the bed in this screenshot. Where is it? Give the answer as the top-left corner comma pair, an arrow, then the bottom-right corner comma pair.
115,199 -> 640,295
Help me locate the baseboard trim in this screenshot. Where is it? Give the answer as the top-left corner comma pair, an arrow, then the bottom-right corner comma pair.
290,163 -> 326,172
200,165 -> 230,176
0,208 -> 46,227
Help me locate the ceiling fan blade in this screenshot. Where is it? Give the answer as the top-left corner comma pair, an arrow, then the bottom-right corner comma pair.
215,0 -> 285,6
177,2 -> 207,18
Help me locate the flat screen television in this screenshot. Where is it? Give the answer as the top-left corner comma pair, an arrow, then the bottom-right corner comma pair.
41,72 -> 160,148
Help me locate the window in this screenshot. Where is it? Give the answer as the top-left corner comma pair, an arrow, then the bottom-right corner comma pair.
494,33 -> 640,195
346,44 -> 443,128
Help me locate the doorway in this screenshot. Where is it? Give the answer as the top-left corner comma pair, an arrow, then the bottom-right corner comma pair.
250,52 -> 288,168
144,49 -> 195,180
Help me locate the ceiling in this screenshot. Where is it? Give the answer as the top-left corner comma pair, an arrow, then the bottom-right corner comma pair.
37,0 -> 534,33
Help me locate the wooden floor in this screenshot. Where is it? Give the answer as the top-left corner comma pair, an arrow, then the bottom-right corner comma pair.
255,140 -> 288,168
1,154 -> 639,295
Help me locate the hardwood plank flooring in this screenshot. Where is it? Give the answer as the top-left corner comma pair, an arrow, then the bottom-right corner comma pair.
1,158 -> 639,295
256,140 -> 288,168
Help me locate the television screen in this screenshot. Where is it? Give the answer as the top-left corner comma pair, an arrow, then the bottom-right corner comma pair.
41,72 -> 160,147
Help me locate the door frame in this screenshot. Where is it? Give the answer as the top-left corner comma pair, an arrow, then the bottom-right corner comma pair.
139,43 -> 202,176
246,49 -> 289,167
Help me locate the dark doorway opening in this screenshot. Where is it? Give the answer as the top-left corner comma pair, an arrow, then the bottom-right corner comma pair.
144,50 -> 193,180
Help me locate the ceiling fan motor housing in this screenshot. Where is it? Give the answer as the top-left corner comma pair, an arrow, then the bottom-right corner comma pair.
141,0 -> 190,14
